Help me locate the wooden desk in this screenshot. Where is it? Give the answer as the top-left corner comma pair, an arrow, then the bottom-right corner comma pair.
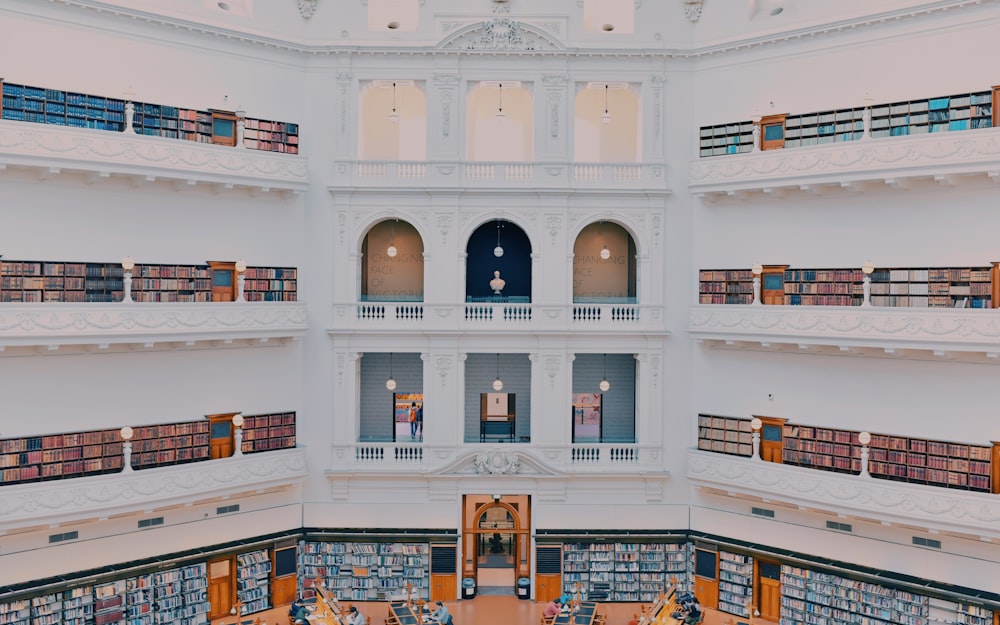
638,586 -> 683,625
388,602 -> 434,625
552,602 -> 599,625
480,415 -> 515,442
307,585 -> 345,625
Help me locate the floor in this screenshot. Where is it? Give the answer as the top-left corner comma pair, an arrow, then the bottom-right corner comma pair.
220,597 -> 750,625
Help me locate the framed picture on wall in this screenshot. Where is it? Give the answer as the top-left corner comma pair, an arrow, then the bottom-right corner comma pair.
572,393 -> 602,443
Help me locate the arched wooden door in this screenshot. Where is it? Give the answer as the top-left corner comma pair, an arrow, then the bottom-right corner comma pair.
462,495 -> 531,591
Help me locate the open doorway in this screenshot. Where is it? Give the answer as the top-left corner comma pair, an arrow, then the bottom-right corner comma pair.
462,495 -> 531,597
477,506 -> 516,591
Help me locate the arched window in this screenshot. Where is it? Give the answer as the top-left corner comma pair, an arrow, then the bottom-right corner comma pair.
465,220 -> 532,303
361,219 -> 424,302
572,222 -> 636,303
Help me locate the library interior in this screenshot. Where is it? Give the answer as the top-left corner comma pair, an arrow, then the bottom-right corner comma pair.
1,1 -> 1000,624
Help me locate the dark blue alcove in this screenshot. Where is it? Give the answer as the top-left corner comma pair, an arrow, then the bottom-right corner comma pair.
465,220 -> 532,302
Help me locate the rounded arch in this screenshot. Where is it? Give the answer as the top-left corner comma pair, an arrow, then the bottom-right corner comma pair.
572,220 -> 637,303
360,217 -> 425,302
472,500 -> 522,532
465,218 -> 533,302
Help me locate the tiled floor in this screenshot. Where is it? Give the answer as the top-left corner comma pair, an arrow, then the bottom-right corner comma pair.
219,597 -> 750,625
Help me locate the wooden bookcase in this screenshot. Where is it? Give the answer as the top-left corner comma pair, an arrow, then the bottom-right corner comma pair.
561,542 -> 687,603
244,118 -> 300,154
778,565 -> 930,625
129,420 -> 210,469
236,549 -> 272,615
870,89 -> 993,138
697,270 -> 754,305
759,114 -> 787,151
696,414 -> 752,457
869,267 -> 992,308
698,121 -> 754,157
297,541 -> 430,602
131,263 -> 213,303
783,268 -> 864,306
781,424 -> 861,474
240,412 -> 296,453
717,551 -> 753,618
0,82 -> 125,130
243,266 -> 299,302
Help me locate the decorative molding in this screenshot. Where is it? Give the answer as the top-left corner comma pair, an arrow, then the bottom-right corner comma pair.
687,449 -> 1000,539
435,354 -> 452,387
544,356 -> 561,388
549,91 -> 561,139
689,304 -> 1000,359
0,303 -> 308,350
545,215 -> 562,246
682,0 -> 704,22
474,451 -> 520,474
0,122 -> 308,193
439,18 -> 563,52
297,0 -> 318,19
436,213 -> 453,246
689,128 -> 1000,199
0,448 -> 307,529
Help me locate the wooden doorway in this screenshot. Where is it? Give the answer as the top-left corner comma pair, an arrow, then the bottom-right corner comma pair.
462,495 -> 531,594
207,412 -> 238,459
693,547 -> 719,609
207,557 -> 235,620
756,560 -> 782,622
755,416 -> 786,463
209,261 -> 237,302
430,544 -> 458,602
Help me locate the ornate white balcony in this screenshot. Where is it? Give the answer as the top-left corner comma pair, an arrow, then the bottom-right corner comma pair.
686,448 -> 1000,540
332,160 -> 669,193
0,302 -> 308,353
688,128 -> 1000,200
0,121 -> 309,194
0,448 -> 307,530
332,302 -> 665,335
688,304 -> 1000,362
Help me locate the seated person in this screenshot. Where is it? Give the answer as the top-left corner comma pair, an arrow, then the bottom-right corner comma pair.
346,606 -> 366,625
289,598 -> 313,624
429,601 -> 451,624
543,598 -> 562,619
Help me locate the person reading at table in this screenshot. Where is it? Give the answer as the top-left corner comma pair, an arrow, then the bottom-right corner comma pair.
543,598 -> 563,619
289,597 -> 313,624
347,605 -> 366,625
429,600 -> 451,624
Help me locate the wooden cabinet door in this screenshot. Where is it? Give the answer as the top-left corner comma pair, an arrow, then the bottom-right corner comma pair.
430,574 -> 456,602
757,416 -> 787,464
207,558 -> 234,620
208,415 -> 235,460
693,549 -> 718,608
757,560 -> 782,622
535,574 -> 562,603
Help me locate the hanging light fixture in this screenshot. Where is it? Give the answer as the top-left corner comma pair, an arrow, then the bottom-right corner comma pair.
601,84 -> 612,125
599,221 -> 611,260
493,220 -> 504,257
386,219 -> 398,258
599,353 -> 611,392
492,353 -> 504,391
386,352 -> 397,391
495,83 -> 505,118
388,82 -> 400,123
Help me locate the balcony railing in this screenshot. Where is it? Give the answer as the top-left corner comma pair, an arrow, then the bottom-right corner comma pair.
688,127 -> 1000,200
0,302 -> 308,351
688,303 -> 1000,360
0,447 -> 307,530
328,443 -> 658,476
333,160 -> 668,192
686,448 -> 1000,539
0,120 -> 309,194
335,302 -> 663,333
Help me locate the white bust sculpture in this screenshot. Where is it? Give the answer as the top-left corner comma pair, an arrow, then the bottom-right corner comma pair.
490,270 -> 506,295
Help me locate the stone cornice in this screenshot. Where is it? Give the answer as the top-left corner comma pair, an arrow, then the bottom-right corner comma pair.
0,448 -> 308,529
686,449 -> 1000,540
688,304 -> 1000,360
689,128 -> 1000,200
0,302 -> 308,351
0,121 -> 309,194
35,0 -> 993,60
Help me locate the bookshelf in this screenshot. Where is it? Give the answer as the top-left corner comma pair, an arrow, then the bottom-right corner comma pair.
0,82 -> 125,130
30,592 -> 62,625
779,565 -> 929,625
866,433 -> 992,493
244,118 -> 300,154
93,580 -> 126,625
698,269 -> 754,305
697,414 -> 752,457
0,599 -> 30,625
698,121 -> 754,157
60,586 -> 94,625
236,549 -> 272,615
784,107 -> 864,147
0,411 -> 294,487
297,541 -> 430,602
783,268 -> 864,306
717,551 -> 753,618
561,542 -> 687,602
0,259 -> 297,303
781,424 -> 861,474
870,90 -> 993,137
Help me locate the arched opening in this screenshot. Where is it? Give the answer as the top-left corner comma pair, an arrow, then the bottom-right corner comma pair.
361,219 -> 424,301
462,495 -> 531,597
465,220 -> 532,302
572,221 -> 636,302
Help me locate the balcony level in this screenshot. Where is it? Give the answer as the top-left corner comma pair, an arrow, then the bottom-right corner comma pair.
688,304 -> 1000,363
686,447 -> 1000,541
0,447 -> 307,531
332,301 -> 665,334
689,127 -> 1000,201
0,302 -> 308,355
0,120 -> 309,195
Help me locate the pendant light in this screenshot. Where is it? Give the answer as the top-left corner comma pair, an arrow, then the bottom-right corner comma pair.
496,83 -> 505,118
599,353 -> 611,392
388,82 -> 400,123
492,353 -> 504,391
493,220 -> 504,258
386,353 -> 397,391
386,219 -> 398,258
599,221 -> 611,260
601,84 -> 612,125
